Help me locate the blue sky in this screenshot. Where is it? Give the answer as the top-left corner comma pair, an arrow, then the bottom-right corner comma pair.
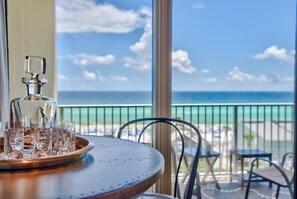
56,0 -> 295,91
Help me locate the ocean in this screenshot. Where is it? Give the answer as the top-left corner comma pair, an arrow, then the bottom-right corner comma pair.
57,91 -> 294,105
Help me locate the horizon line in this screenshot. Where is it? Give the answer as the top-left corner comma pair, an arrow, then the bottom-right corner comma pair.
57,90 -> 294,92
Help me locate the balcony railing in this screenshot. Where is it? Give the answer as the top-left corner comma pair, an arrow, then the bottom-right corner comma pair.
57,103 -> 294,175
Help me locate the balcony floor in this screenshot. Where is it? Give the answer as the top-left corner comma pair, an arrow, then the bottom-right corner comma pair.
199,178 -> 292,199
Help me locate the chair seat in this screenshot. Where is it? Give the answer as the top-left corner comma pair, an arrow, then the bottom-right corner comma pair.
137,192 -> 177,199
253,166 -> 293,186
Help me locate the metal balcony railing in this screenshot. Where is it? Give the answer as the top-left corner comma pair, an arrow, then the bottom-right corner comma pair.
58,103 -> 293,175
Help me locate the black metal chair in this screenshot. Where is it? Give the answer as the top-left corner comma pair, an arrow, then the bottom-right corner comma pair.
117,117 -> 202,199
245,152 -> 294,199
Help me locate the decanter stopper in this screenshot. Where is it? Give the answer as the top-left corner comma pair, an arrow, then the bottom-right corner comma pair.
24,55 -> 46,76
22,56 -> 47,95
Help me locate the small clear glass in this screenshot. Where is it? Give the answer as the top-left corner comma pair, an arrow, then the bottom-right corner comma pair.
24,127 -> 36,159
57,121 -> 73,155
4,120 -> 25,160
30,118 -> 52,158
51,122 -> 60,156
68,122 -> 76,151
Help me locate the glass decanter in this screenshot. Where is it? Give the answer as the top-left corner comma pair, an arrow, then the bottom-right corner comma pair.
10,55 -> 57,127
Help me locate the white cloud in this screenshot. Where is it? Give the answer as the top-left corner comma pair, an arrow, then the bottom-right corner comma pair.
253,45 -> 294,64
111,75 -> 129,81
83,70 -> 96,80
192,2 -> 206,9
226,67 -> 272,83
65,53 -> 115,66
95,70 -> 108,81
200,77 -> 218,83
81,70 -> 128,82
58,74 -> 69,80
56,0 -> 149,33
201,69 -> 209,73
172,50 -> 196,74
273,76 -> 294,83
120,7 -> 196,75
123,11 -> 152,71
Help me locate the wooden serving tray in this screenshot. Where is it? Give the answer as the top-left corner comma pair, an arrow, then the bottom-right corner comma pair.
0,136 -> 94,170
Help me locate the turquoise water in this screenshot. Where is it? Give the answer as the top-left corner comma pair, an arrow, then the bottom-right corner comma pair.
58,91 -> 294,105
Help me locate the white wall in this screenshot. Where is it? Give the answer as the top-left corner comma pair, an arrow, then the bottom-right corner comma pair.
7,0 -> 56,101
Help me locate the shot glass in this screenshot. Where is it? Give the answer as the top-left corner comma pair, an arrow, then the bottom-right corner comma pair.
30,118 -> 52,158
57,121 -> 73,155
23,126 -> 36,159
4,123 -> 24,160
67,122 -> 76,152
51,123 -> 60,156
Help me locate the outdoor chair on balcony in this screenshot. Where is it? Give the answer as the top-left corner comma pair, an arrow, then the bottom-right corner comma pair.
117,117 -> 202,199
244,152 -> 294,199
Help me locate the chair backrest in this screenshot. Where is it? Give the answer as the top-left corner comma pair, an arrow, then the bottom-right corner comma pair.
117,117 -> 202,199
281,152 -> 294,183
281,152 -> 294,168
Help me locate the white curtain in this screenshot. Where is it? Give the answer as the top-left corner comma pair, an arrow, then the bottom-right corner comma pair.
0,0 -> 9,136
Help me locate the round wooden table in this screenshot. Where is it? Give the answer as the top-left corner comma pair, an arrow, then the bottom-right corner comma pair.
0,136 -> 164,199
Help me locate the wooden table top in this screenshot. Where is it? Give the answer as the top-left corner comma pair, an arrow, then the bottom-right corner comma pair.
0,136 -> 164,199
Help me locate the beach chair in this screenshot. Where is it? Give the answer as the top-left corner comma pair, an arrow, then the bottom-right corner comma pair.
244,152 -> 294,199
117,117 -> 202,199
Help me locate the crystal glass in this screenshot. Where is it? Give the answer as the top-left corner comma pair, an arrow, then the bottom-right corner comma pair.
23,126 -> 36,159
57,121 -> 73,155
4,120 -> 25,160
67,122 -> 76,151
51,122 -> 60,156
30,118 -> 52,158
